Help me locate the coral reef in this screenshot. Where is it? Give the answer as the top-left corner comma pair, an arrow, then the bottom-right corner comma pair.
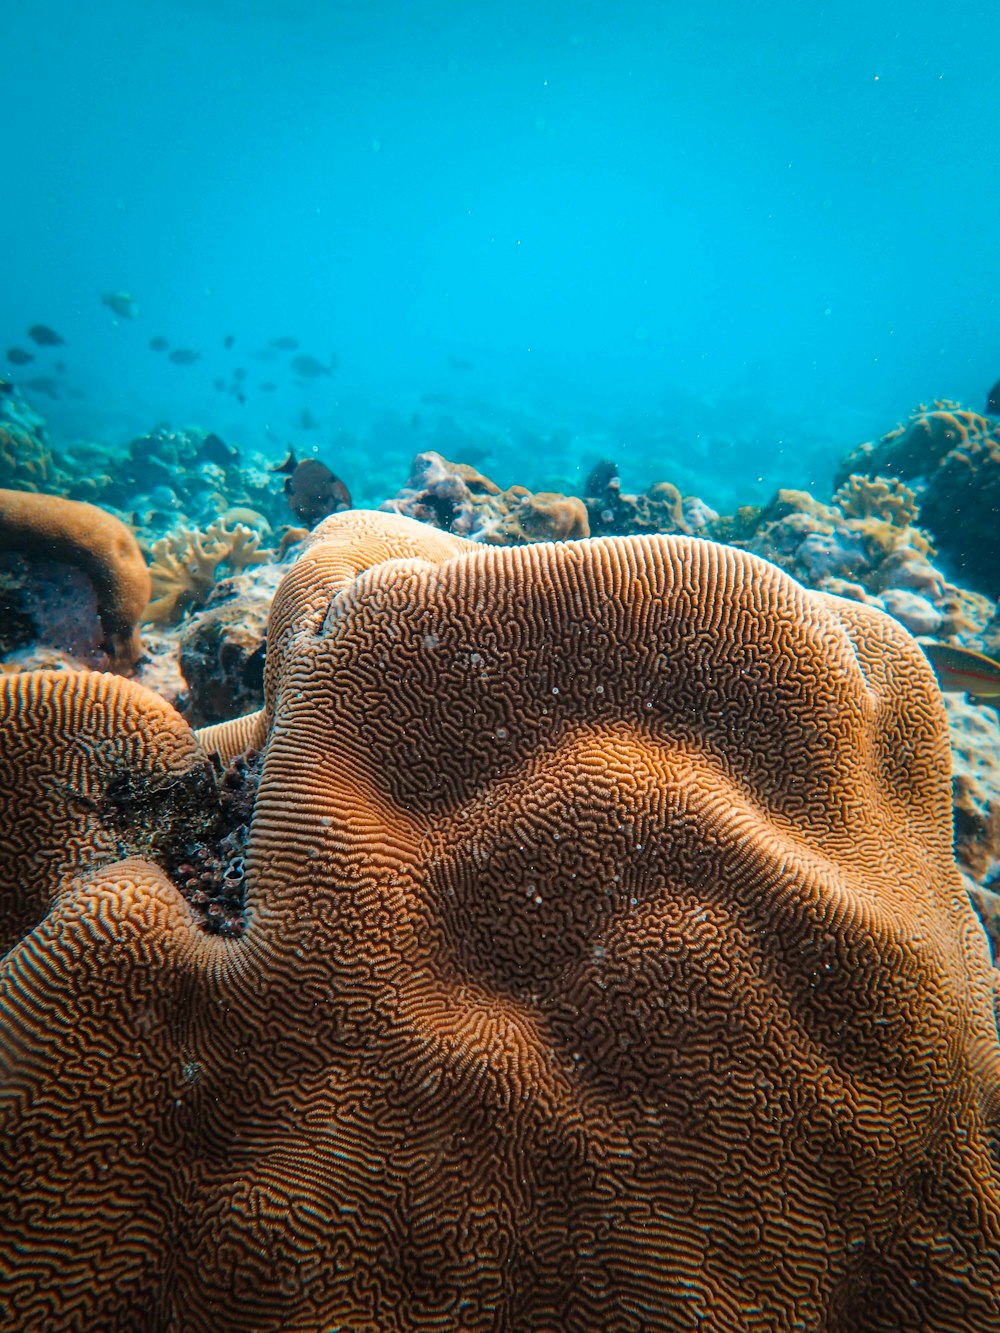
2,511 -> 999,1329
0,488 -> 150,670
144,517 -> 271,625
178,563 -> 283,726
582,459 -> 716,537
729,482 -> 954,640
383,451 -> 590,542
836,403 -> 1000,598
0,384 -> 60,492
480,487 -> 588,543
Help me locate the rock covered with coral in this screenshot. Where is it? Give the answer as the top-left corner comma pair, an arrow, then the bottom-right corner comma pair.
582,458 -> 718,538
177,562 -> 284,726
2,511 -> 1000,1329
836,402 -> 1000,598
382,450 -> 590,542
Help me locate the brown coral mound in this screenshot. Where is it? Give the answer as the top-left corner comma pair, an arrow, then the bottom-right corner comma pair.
2,510 -> 1000,1331
0,488 -> 150,669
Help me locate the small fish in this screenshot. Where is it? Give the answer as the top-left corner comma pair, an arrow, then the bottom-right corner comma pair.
212,377 -> 226,392
199,432 -> 239,467
167,348 -> 201,365
260,381 -> 277,392
270,448 -> 298,475
223,334 -> 235,349
27,323 -> 65,346
290,353 -> 332,379
6,347 -> 34,366
922,642 -> 1000,697
300,408 -> 319,430
270,336 -> 300,351
101,291 -> 140,320
149,336 -> 169,352
285,459 -> 351,527
235,392 -> 246,405
21,375 -> 60,398
233,367 -> 247,382
448,353 -> 473,372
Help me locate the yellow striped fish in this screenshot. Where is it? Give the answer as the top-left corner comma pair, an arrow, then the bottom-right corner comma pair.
921,642 -> 1000,697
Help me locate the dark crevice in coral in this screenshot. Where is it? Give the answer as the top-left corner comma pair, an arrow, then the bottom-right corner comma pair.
98,748 -> 261,938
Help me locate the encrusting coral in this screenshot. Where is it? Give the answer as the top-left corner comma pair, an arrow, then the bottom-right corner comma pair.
0,487 -> 150,670
144,516 -> 271,624
2,509 -> 1000,1330
836,402 -> 1000,597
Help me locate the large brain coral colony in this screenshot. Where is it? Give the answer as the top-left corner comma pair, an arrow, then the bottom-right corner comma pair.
1,510 -> 1000,1331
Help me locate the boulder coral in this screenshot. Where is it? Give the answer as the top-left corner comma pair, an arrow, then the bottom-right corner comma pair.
0,487 -> 150,670
2,510 -> 1000,1330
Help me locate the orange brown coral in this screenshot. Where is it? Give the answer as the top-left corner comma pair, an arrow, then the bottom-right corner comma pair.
0,488 -> 150,670
2,510 -> 1000,1330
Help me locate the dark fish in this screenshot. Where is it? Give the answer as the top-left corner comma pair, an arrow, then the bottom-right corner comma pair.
922,642 -> 1000,697
6,347 -> 34,366
285,459 -> 351,527
27,323 -> 65,346
233,367 -> 246,382
271,448 -> 298,475
260,381 -> 277,392
451,445 -> 491,466
448,354 -> 474,372
987,379 -> 1000,416
21,375 -> 60,398
224,334 -> 235,349
235,392 -> 246,405
584,460 -> 621,497
212,377 -> 226,392
290,354 -> 332,379
270,336 -> 300,351
199,432 -> 239,467
101,291 -> 139,320
167,348 -> 201,365
300,409 -> 319,430
149,336 -> 169,352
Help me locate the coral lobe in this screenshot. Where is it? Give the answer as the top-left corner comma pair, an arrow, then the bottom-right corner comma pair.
1,511 -> 999,1331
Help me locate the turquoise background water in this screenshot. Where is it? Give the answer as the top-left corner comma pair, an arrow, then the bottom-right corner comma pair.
5,0 -> 999,509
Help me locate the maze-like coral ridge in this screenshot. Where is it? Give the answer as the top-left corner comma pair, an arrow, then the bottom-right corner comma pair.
1,510 -> 999,1331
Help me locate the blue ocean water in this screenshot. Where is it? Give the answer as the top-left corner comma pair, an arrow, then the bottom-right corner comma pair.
4,0 -> 999,510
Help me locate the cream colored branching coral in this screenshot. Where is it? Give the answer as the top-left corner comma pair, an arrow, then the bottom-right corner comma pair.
2,509 -> 1000,1330
144,517 -> 270,624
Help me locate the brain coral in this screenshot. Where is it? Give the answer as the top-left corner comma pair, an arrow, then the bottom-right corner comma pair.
0,487 -> 150,670
2,510 -> 1000,1331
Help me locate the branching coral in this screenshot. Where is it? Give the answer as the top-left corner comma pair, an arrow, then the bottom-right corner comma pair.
832,473 -> 919,527
144,518 -> 271,625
